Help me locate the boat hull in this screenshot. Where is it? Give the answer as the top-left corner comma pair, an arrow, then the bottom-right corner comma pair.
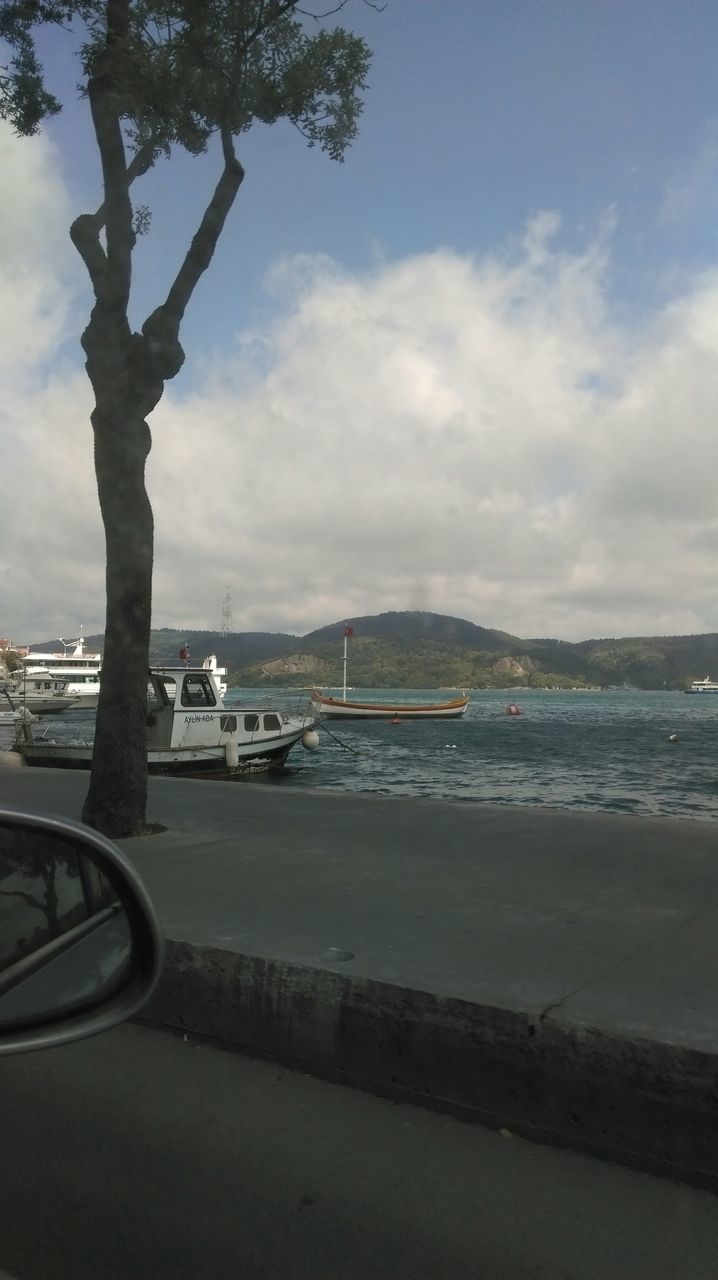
63,689 -> 100,709
310,692 -> 469,720
21,730 -> 307,774
7,695 -> 78,714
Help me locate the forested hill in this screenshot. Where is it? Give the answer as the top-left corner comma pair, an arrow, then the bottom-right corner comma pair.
31,613 -> 718,690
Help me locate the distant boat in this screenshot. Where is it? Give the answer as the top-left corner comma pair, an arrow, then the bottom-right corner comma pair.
310,690 -> 469,720
685,676 -> 718,694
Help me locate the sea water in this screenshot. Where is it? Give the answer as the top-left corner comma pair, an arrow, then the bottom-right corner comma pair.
278,687 -> 718,822
6,688 -> 718,822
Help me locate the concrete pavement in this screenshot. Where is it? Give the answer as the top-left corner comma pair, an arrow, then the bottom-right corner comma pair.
2,1023 -> 718,1280
1,766 -> 717,1188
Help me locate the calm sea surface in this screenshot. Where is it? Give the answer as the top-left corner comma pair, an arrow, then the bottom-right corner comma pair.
6,687 -> 718,822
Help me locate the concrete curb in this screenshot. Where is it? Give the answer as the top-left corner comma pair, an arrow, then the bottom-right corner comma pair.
141,939 -> 718,1192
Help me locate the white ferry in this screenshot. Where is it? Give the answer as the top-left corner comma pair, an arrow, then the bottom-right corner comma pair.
23,632 -> 102,708
21,633 -> 228,709
685,676 -> 718,694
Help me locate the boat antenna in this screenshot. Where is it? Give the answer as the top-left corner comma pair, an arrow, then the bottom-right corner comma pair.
58,626 -> 83,656
342,623 -> 353,702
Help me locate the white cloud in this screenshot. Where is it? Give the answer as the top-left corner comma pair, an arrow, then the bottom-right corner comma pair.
0,123 -> 77,387
660,122 -> 718,225
145,222 -> 718,641
0,124 -> 101,642
3,129 -> 718,646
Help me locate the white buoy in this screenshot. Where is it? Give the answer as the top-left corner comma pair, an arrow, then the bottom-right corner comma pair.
668,733 -> 678,742
225,739 -> 239,768
303,729 -> 320,752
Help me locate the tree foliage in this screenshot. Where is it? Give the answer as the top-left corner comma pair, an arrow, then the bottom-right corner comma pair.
1,2 -> 370,153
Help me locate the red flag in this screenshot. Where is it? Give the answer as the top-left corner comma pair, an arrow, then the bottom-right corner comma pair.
344,624 -> 353,637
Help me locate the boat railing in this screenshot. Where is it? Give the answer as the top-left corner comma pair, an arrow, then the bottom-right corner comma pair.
223,691 -> 315,718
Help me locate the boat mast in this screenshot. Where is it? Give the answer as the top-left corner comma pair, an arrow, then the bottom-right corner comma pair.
342,624 -> 353,702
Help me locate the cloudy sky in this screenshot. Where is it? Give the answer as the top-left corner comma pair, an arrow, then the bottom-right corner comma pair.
2,0 -> 718,644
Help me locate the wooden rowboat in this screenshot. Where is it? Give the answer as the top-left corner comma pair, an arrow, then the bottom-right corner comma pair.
310,690 -> 469,720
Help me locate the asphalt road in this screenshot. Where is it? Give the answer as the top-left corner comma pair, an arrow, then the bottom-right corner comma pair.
0,1023 -> 716,1280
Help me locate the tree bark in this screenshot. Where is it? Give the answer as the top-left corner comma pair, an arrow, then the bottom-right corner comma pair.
81,397 -> 154,837
78,304 -> 161,837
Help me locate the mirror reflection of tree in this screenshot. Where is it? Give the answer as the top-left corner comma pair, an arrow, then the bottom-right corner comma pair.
0,825 -> 117,972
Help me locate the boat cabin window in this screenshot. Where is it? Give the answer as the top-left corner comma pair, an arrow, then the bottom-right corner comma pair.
244,714 -> 259,732
220,715 -> 237,733
181,674 -> 217,708
158,677 -> 177,703
263,713 -> 281,731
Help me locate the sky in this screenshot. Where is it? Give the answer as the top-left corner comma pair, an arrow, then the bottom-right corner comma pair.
2,0 -> 718,644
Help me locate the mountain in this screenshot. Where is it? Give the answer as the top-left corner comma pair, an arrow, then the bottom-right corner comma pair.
27,614 -> 718,689
303,611 -> 514,650
146,628 -> 297,668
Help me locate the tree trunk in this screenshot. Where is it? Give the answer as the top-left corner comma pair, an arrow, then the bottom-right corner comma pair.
81,401 -> 154,838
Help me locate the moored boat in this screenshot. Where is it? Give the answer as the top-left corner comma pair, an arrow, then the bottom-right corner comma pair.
19,664 -> 319,775
310,623 -> 469,720
310,690 -> 469,720
7,667 -> 78,714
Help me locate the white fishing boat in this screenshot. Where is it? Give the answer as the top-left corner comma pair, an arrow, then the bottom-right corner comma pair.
19,664 -> 319,775
22,631 -> 102,708
310,624 -> 469,720
7,667 -> 78,714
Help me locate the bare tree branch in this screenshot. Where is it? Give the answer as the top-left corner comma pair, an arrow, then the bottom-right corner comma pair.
148,132 -> 245,338
299,0 -> 386,19
86,0 -> 134,312
70,139 -> 157,299
0,888 -> 45,912
69,212 -> 106,297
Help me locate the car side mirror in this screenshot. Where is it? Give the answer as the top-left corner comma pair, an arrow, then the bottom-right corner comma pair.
0,808 -> 164,1055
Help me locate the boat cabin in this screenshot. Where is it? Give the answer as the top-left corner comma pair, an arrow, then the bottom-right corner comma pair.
146,667 -> 289,752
